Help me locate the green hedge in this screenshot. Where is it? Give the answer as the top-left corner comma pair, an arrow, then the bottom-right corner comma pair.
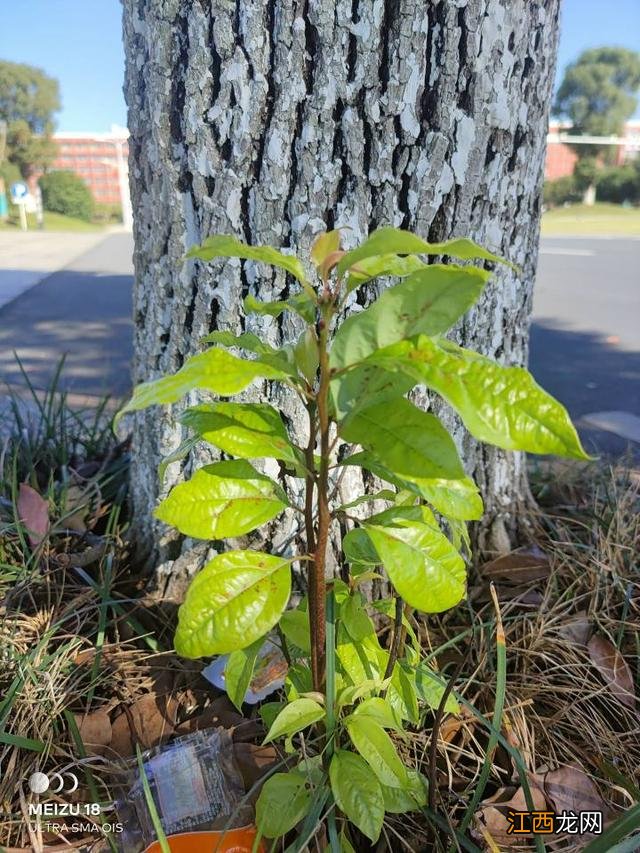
39,170 -> 94,222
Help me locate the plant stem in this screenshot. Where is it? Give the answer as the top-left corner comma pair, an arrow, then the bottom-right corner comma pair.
383,595 -> 405,681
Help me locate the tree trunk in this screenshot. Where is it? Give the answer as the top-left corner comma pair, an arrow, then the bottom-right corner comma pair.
122,0 -> 560,597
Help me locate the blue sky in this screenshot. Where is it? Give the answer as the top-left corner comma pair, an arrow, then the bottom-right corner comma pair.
1,0 -> 639,132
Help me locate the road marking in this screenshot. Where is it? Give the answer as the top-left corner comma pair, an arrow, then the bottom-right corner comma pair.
539,248 -> 595,256
580,411 -> 640,443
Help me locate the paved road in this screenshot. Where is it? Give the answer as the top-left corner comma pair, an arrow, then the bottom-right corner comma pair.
0,231 -> 637,454
0,232 -> 134,400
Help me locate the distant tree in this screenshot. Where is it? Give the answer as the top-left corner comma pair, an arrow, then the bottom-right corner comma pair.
39,170 -> 94,221
554,47 -> 640,203
0,60 -> 60,177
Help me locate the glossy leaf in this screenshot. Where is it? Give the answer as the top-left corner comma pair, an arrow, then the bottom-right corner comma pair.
380,770 -> 427,813
331,264 -> 489,369
344,715 -> 410,789
264,698 -> 325,743
186,234 -> 311,288
255,771 -> 311,839
343,528 -> 380,567
340,591 -> 375,641
337,625 -> 387,685
329,751 -> 384,842
367,336 -> 590,459
181,402 -> 301,467
387,664 -> 420,725
336,226 -> 511,278
279,609 -> 311,654
330,360 -> 415,422
352,697 -> 403,732
157,435 -> 200,484
346,253 -> 427,292
225,637 -> 264,712
244,292 -> 316,324
115,347 -> 288,426
293,327 -> 319,385
155,459 -> 288,539
200,330 -> 296,375
340,397 -> 465,482
414,663 -> 460,714
174,550 -> 292,658
344,451 -> 483,521
364,507 -> 466,613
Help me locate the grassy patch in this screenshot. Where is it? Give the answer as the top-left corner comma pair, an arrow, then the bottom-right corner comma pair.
0,210 -> 105,232
542,202 -> 640,237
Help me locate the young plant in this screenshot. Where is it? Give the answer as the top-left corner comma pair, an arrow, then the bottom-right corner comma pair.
117,227 -> 588,847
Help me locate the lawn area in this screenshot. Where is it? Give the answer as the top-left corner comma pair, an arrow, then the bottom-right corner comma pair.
542,202 -> 640,236
0,210 -> 105,232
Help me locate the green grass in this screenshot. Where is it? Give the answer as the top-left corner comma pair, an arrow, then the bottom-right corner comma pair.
542,202 -> 640,237
0,210 -> 104,232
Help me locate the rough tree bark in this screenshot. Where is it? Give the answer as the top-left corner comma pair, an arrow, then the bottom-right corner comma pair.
122,0 -> 560,596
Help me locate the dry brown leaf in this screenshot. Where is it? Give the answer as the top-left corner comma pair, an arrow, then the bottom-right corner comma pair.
73,709 -> 112,755
17,483 -> 49,548
476,777 -> 547,846
480,546 -> 551,584
544,765 -> 607,815
558,611 -> 590,646
233,743 -> 279,790
110,693 -> 179,757
174,695 -> 245,737
587,634 -> 636,709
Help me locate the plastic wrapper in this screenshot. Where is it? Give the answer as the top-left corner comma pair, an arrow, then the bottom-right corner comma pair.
114,727 -> 250,852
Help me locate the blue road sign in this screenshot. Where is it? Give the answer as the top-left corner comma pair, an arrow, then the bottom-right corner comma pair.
10,181 -> 28,202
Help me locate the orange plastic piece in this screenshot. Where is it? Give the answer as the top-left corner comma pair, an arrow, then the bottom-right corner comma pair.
144,826 -> 266,853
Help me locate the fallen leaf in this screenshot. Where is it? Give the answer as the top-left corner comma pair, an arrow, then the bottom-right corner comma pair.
558,611 -> 590,646
174,695 -> 245,736
587,635 -> 636,709
544,765 -> 607,815
480,546 -> 551,583
476,777 -> 547,845
17,483 -> 49,548
233,743 -> 279,790
110,693 -> 179,757
73,709 -> 112,755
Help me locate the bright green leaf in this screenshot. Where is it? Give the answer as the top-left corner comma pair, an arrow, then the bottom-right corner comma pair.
174,550 -> 292,658
155,459 -> 288,539
279,609 -> 311,654
200,330 -> 296,375
330,360 -> 416,421
343,528 -> 380,567
115,347 -> 289,426
329,751 -> 384,842
367,336 -> 590,459
414,663 -> 460,714
364,507 -> 466,613
157,435 -> 200,484
352,697 -> 404,732
224,637 -> 264,712
386,664 -> 420,725
339,397 -> 465,482
340,591 -> 375,641
331,264 -> 489,369
346,253 -> 427,292
336,625 -> 387,685
181,403 -> 301,467
336,226 -> 511,278
255,771 -> 311,838
294,327 -> 319,385
264,698 -> 325,743
344,715 -> 409,789
243,292 -> 316,324
380,770 -> 427,813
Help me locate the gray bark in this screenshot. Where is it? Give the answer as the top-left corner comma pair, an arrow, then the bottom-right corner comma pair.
122,0 -> 560,597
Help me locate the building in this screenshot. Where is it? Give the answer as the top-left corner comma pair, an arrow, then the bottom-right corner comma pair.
545,120 -> 640,181
48,126 -> 132,226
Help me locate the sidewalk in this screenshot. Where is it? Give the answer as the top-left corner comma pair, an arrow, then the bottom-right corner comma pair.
0,229 -> 113,308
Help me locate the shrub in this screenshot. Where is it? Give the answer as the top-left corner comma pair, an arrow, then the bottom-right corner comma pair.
596,163 -> 640,204
543,174 -> 581,207
39,170 -> 94,221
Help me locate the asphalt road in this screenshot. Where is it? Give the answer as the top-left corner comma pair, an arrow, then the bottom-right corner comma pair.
0,232 -> 637,454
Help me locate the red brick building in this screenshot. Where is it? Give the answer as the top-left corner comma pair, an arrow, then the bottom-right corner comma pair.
545,120 -> 640,181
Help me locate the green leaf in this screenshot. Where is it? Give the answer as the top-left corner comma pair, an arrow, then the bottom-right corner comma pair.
339,397 -> 465,482
174,550 -> 292,657
346,253 -> 427,292
331,264 -> 489,369
368,336 -> 590,459
329,751 -> 384,842
343,451 -> 483,521
157,435 -> 200,484
224,637 -> 264,711
336,625 -> 387,685
260,701 -> 285,730
414,663 -> 460,714
279,609 -> 311,654
264,698 -> 325,743
352,697 -> 404,732
343,528 -> 380,567
336,226 -> 511,278
380,770 -> 427,813
344,715 -> 410,789
294,327 -> 319,385
243,292 -> 316,324
364,506 -> 466,613
330,360 -> 416,422
181,403 -> 301,467
340,591 -> 375,641
115,347 -> 288,426
200,330 -> 296,375
387,664 -> 420,725
311,229 -> 342,269
186,234 -> 311,288
154,459 -> 288,539
255,771 -> 311,838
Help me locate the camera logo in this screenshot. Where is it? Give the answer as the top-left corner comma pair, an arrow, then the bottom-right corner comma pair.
28,771 -> 79,795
